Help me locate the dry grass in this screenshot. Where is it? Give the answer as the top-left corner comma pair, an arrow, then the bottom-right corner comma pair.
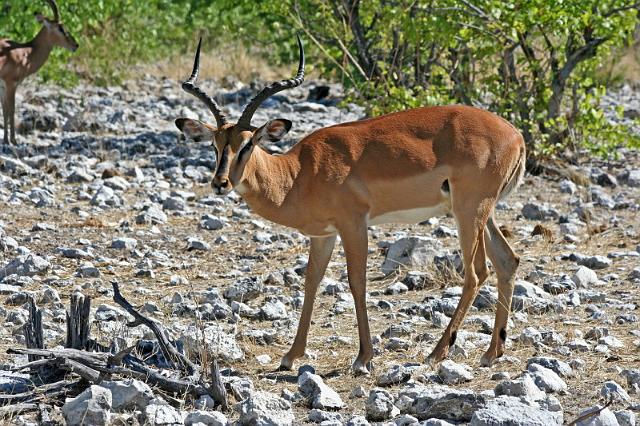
136,41 -> 289,85
601,43 -> 640,86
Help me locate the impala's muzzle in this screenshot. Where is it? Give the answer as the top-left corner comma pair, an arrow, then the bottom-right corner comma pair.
212,175 -> 231,195
212,144 -> 231,195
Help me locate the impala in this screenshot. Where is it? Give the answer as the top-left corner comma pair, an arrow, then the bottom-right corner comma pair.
1,0 -> 78,145
175,37 -> 525,374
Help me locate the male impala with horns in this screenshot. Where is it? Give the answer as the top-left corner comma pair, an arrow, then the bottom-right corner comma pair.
175,36 -> 525,374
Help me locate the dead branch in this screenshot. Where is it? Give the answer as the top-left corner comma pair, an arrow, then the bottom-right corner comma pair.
206,359 -> 228,410
0,403 -> 38,416
111,280 -> 197,375
60,359 -> 103,384
66,292 -> 91,350
23,296 -> 43,362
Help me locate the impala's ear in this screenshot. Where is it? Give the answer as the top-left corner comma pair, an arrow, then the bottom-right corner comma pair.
255,119 -> 292,144
175,118 -> 216,142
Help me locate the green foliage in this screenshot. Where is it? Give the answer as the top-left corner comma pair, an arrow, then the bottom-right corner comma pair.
244,0 -> 640,157
1,0 -> 639,156
0,0 -> 277,85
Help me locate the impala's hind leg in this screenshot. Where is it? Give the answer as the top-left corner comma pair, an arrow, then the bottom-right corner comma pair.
427,194 -> 492,366
338,219 -> 374,375
280,235 -> 336,370
1,81 -> 9,145
480,216 -> 519,366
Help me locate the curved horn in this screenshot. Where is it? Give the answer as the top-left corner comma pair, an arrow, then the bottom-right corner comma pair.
237,35 -> 305,128
46,0 -> 60,21
181,38 -> 227,128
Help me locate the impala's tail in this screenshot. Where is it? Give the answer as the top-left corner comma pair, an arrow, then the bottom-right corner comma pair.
498,142 -> 526,201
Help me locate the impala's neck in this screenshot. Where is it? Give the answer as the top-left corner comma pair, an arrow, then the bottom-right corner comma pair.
237,148 -> 301,226
26,28 -> 55,74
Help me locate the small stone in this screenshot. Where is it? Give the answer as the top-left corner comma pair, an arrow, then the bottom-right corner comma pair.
260,299 -> 288,320
572,266 -> 599,288
385,282 -> 409,295
144,400 -> 183,425
381,237 -> 443,275
470,395 -> 563,426
186,237 -> 210,251
0,254 -> 50,278
62,385 -> 112,426
256,354 -> 272,365
184,410 -> 227,426
76,263 -> 100,278
527,357 -> 574,378
495,375 -> 545,401
111,237 -> 137,251
350,385 -> 367,399
377,364 -> 411,386
200,214 -> 225,230
237,391 -> 294,426
527,364 -> 567,393
438,360 -> 473,384
365,388 -> 399,421
574,406 -> 618,426
518,327 -> 543,346
601,380 -> 630,403
298,371 -> 345,410
614,410 -> 636,426
101,379 -> 153,411
620,369 -> 640,393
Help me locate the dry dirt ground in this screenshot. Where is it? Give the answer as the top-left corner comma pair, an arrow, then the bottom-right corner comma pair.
0,78 -> 639,424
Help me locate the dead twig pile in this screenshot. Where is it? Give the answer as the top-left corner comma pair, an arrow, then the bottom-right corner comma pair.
0,281 -> 227,416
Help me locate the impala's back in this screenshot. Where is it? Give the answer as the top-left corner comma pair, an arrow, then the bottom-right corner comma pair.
287,104 -> 525,229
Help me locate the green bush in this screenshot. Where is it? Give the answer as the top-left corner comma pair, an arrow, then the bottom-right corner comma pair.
2,0 -> 639,156
251,0 -> 640,157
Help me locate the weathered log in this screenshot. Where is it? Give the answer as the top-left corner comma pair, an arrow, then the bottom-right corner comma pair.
116,355 -> 208,397
8,347 -> 110,366
0,380 -> 76,405
23,296 -> 43,362
111,280 -> 196,375
66,292 -> 91,350
60,359 -> 103,384
10,358 -> 52,372
0,403 -> 38,415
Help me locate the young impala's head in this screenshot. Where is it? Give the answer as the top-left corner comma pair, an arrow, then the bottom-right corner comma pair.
36,0 -> 79,52
175,37 -> 304,195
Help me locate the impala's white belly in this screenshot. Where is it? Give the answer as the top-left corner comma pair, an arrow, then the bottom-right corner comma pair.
367,204 -> 450,225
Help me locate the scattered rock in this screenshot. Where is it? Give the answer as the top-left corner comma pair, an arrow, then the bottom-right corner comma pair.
237,391 -> 295,426
298,372 -> 345,410
62,385 -> 112,426
365,388 -> 399,421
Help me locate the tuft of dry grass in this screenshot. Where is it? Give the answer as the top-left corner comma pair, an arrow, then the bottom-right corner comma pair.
136,41 -> 288,85
609,45 -> 640,85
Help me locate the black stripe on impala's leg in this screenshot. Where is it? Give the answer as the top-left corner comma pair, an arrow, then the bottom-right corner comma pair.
500,327 -> 507,342
449,330 -> 457,347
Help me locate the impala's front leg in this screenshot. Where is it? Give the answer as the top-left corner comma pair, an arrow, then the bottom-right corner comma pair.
1,84 -> 9,145
339,220 -> 373,375
3,83 -> 17,145
280,235 -> 336,370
